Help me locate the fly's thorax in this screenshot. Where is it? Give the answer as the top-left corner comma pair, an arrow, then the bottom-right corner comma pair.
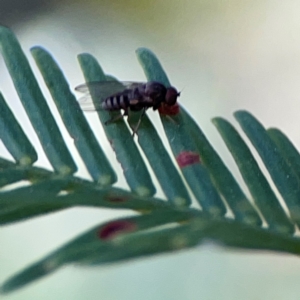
145,82 -> 167,95
145,82 -> 167,106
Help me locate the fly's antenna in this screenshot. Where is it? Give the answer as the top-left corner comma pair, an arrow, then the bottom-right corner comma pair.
178,87 -> 184,97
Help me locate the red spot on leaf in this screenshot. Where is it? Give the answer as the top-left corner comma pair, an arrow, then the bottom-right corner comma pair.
105,195 -> 129,203
176,151 -> 200,168
98,221 -> 137,240
158,103 -> 180,116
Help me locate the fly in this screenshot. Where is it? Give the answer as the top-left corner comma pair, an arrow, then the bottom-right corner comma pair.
75,81 -> 180,136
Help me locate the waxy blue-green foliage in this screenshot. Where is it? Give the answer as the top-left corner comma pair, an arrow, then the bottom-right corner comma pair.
1,26 -> 300,294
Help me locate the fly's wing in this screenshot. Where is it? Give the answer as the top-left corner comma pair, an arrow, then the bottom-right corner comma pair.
75,81 -> 125,111
75,81 -> 144,111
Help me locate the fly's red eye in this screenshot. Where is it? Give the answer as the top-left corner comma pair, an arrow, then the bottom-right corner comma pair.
165,87 -> 179,106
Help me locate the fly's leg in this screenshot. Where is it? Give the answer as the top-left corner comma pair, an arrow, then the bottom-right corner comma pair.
104,109 -> 128,125
104,114 -> 123,125
131,107 -> 147,137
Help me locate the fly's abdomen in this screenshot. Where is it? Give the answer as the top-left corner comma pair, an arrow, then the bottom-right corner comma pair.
102,93 -> 129,111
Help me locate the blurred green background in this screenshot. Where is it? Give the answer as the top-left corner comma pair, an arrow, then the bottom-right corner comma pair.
1,1 -> 300,299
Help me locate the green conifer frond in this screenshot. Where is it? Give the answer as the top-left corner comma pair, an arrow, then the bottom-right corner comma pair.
1,26 -> 300,294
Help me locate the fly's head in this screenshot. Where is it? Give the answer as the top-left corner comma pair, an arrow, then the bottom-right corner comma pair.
165,87 -> 180,106
158,86 -> 180,116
